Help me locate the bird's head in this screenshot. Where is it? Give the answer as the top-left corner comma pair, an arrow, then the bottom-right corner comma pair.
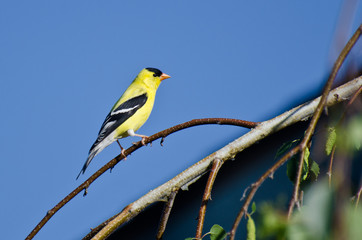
137,68 -> 171,90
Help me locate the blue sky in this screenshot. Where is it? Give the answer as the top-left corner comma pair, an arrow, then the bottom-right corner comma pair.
1,1 -> 361,239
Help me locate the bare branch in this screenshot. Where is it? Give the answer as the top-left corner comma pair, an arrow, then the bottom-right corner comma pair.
327,144 -> 337,187
156,189 -> 179,240
195,158 -> 223,238
287,150 -> 305,218
25,118 -> 256,240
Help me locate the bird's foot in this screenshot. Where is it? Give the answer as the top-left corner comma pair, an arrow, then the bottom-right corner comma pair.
141,136 -> 150,146
132,135 -> 150,146
121,148 -> 127,160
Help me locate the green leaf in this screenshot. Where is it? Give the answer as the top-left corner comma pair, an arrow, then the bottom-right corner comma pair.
309,160 -> 320,181
287,147 -> 319,189
246,215 -> 256,240
184,238 -> 194,240
275,139 -> 299,159
251,202 -> 257,215
302,147 -> 310,181
210,224 -> 227,240
325,127 -> 336,155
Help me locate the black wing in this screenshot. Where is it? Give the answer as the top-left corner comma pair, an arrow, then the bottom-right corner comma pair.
89,93 -> 148,153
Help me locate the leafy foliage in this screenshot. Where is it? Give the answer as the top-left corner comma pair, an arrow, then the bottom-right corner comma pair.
276,140 -> 320,189
251,202 -> 256,215
255,179 -> 362,240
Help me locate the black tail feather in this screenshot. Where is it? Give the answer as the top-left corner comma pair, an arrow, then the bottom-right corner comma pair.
76,150 -> 98,180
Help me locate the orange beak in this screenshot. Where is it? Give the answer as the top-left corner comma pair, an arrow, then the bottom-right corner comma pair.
160,73 -> 171,81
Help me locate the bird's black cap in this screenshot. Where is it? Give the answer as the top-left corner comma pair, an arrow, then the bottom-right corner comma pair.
146,67 -> 162,77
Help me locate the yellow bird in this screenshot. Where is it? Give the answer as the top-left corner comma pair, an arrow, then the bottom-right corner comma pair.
77,68 -> 170,179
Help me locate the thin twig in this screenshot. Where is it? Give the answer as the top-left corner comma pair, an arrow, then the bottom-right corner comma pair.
327,144 -> 336,187
156,189 -> 179,240
340,85 -> 362,123
92,204 -> 134,240
195,159 -> 223,238
287,23 -> 362,218
287,150 -> 304,218
25,118 -> 256,240
229,146 -> 300,240
82,213 -> 120,240
345,85 -> 362,108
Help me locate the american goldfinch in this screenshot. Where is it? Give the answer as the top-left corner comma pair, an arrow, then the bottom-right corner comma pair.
77,68 -> 170,179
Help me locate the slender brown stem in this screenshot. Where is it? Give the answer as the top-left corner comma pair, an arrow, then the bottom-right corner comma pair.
339,85 -> 362,124
156,189 -> 179,240
195,159 -> 223,238
287,149 -> 304,218
327,144 -> 336,187
82,213 -> 120,240
25,118 -> 256,240
229,146 -> 300,240
93,204 -> 134,240
345,85 -> 362,109
85,189 -> 179,240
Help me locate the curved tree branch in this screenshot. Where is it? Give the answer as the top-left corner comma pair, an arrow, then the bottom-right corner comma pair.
26,118 -> 257,240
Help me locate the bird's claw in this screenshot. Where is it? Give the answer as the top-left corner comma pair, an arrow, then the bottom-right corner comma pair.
141,136 -> 149,145
121,149 -> 127,160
